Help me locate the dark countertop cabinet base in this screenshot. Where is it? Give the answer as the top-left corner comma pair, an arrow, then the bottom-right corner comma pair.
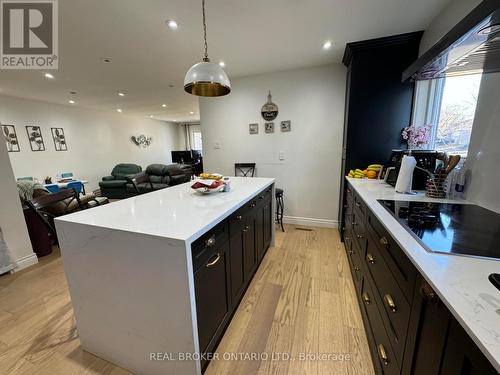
343,181 -> 497,375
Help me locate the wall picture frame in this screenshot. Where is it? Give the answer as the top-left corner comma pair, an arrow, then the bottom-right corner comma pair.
2,124 -> 20,152
26,126 -> 45,151
280,120 -> 291,132
264,122 -> 274,134
51,127 -> 67,151
249,123 -> 259,135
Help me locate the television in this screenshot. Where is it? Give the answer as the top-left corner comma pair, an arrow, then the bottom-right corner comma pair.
171,150 -> 193,164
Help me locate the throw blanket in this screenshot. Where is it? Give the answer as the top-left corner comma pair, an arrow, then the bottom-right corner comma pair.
16,180 -> 48,202
0,227 -> 15,274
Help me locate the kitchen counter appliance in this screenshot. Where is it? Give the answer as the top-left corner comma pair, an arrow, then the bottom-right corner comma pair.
379,199 -> 500,260
384,150 -> 437,190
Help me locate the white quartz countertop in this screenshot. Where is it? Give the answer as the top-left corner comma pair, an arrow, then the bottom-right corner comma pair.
56,177 -> 274,242
347,178 -> 500,371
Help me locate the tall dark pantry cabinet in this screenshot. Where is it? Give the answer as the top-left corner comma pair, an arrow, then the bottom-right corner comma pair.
338,32 -> 423,240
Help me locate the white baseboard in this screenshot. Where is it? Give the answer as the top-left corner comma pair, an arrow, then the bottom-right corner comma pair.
282,216 -> 338,228
13,253 -> 38,272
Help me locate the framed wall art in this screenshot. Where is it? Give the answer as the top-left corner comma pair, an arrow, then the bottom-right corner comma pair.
265,122 -> 274,133
26,126 -> 45,151
249,123 -> 259,135
51,128 -> 68,151
2,124 -> 20,152
280,120 -> 291,132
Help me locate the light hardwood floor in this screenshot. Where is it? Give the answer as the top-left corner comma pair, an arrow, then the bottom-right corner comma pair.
0,225 -> 374,375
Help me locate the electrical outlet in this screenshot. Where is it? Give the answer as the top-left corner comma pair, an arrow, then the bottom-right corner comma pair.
214,141 -> 221,149
279,151 -> 285,160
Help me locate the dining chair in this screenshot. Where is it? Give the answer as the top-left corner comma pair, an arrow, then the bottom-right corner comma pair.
235,163 -> 256,177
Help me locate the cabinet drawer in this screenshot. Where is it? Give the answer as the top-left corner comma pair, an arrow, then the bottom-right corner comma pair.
346,232 -> 363,290
346,183 -> 354,204
361,276 -> 400,375
256,186 -> 272,204
352,208 -> 367,255
365,233 -> 411,365
367,211 -> 416,301
192,220 -> 229,270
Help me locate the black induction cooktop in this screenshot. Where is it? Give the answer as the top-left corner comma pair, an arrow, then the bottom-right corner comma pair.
378,200 -> 500,260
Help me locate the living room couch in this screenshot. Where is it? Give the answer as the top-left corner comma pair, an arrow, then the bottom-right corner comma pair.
99,163 -> 142,199
126,163 -> 192,195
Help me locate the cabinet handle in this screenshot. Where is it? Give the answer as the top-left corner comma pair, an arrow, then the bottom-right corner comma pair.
377,344 -> 389,366
236,215 -> 243,221
345,236 -> 350,241
251,202 -> 256,208
347,188 -> 352,194
352,221 -> 357,226
354,266 -> 360,271
205,235 -> 216,248
384,294 -> 397,313
355,202 -> 361,208
348,250 -> 355,256
362,292 -> 371,305
206,253 -> 221,267
379,236 -> 389,247
356,234 -> 364,239
367,253 -> 376,264
259,194 -> 264,199
243,225 -> 250,233
420,281 -> 439,303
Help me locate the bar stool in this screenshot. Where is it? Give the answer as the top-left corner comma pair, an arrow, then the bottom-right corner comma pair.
275,188 -> 284,232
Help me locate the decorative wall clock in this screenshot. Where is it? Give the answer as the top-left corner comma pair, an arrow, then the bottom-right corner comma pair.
261,90 -> 278,121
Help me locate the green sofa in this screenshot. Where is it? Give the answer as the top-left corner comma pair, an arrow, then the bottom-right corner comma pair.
99,164 -> 142,199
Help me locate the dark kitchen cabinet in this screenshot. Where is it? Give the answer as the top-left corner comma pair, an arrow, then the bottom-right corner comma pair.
344,181 -> 497,375
194,241 -> 231,356
339,31 -> 423,241
194,184 -> 274,372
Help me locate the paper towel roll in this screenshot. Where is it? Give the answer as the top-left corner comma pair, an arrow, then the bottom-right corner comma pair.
395,155 -> 417,194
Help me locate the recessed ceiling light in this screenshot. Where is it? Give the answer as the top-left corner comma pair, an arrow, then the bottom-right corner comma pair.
117,108 -> 123,113
44,73 -> 54,79
149,115 -> 154,118
101,57 -> 112,63
218,61 -> 225,68
118,92 -> 125,97
323,40 -> 332,50
190,111 -> 194,115
162,104 -> 167,108
68,100 -> 75,104
166,19 -> 178,30
168,84 -> 174,88
69,91 -> 77,95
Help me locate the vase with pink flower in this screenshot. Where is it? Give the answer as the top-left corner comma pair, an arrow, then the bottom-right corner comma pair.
395,124 -> 433,194
401,124 -> 433,155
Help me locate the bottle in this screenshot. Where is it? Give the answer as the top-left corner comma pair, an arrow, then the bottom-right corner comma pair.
223,177 -> 231,192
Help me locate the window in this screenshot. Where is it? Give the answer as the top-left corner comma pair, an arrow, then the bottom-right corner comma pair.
192,131 -> 203,151
412,74 -> 481,157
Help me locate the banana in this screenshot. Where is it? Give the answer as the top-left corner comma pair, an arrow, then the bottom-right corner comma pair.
367,164 -> 382,170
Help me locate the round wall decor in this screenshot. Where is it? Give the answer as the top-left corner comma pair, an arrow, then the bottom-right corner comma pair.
261,90 -> 278,121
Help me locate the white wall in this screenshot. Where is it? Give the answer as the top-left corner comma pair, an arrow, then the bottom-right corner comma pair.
0,138 -> 37,270
0,95 -> 181,191
200,64 -> 346,227
419,0 -> 481,55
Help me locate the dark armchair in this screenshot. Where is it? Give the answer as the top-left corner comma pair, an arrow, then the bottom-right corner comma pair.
99,163 -> 142,199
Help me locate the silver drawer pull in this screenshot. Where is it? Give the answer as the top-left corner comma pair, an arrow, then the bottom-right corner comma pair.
206,253 -> 221,267
205,234 -> 216,247
354,266 -> 360,271
384,294 -> 397,313
243,225 -> 250,233
348,250 -> 355,256
377,344 -> 389,366
367,253 -> 376,264
236,215 -> 243,221
347,188 -> 352,194
345,236 -> 350,241
355,202 -> 361,208
356,234 -> 364,239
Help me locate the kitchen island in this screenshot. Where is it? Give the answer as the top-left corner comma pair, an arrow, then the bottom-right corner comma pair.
55,177 -> 275,375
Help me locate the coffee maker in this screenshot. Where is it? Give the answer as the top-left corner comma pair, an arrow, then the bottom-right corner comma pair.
383,150 -> 438,190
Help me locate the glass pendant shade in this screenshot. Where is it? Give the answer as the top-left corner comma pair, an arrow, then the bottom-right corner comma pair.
184,60 -> 231,97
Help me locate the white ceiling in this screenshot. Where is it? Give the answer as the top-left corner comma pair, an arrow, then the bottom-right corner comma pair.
0,0 -> 451,122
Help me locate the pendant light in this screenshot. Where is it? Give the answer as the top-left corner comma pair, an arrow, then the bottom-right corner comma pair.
184,0 -> 231,97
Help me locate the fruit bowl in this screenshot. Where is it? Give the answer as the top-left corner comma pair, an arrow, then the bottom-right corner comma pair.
191,178 -> 225,194
192,185 -> 225,194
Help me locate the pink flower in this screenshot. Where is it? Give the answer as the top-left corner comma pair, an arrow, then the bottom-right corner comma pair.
401,124 -> 433,149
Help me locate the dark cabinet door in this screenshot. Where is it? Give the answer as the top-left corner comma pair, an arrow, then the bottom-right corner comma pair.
194,242 -> 230,355
255,202 -> 264,264
262,199 -> 272,252
243,210 -> 257,283
440,319 -> 498,375
229,214 -> 245,306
